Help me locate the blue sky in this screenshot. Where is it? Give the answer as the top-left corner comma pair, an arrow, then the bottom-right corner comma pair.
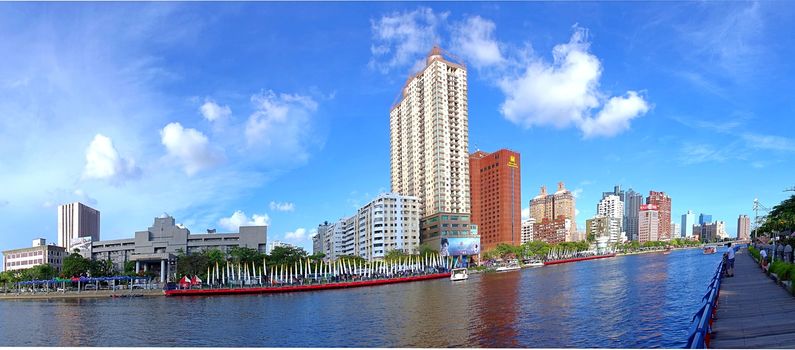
1,2 -> 793,257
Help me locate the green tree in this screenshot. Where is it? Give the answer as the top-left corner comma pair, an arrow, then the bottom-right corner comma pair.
308,252 -> 326,263
268,246 -> 308,266
61,251 -> 92,278
30,264 -> 56,280
338,255 -> 366,265
384,248 -> 408,262
418,244 -> 438,257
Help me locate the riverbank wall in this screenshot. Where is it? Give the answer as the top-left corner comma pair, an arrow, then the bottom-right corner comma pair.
0,289 -> 163,300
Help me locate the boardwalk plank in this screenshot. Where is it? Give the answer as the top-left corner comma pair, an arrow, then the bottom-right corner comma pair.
710,251 -> 795,349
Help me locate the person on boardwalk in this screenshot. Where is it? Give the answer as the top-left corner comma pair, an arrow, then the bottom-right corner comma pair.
760,247 -> 769,271
726,242 -> 736,277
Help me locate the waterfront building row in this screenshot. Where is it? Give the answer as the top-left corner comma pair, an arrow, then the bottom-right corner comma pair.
313,193 -> 422,261
2,239 -> 66,272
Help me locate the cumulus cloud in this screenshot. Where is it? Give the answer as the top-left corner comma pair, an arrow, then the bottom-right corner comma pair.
498,26 -> 650,137
451,15 -> 504,69
572,188 -> 584,198
83,134 -> 141,183
160,122 -> 223,175
218,210 -> 270,231
200,99 -> 231,122
269,201 -> 295,212
245,90 -> 318,162
580,92 -> 650,138
284,227 -> 308,242
521,206 -> 530,220
369,7 -> 448,73
42,188 -> 98,208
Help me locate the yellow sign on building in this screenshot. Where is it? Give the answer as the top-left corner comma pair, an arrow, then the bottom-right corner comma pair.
507,155 -> 518,168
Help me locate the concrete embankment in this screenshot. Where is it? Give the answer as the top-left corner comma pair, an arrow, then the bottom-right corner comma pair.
0,289 -> 163,300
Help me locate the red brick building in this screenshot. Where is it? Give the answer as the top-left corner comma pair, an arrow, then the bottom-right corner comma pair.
469,149 -> 521,252
533,216 -> 570,244
647,191 -> 672,241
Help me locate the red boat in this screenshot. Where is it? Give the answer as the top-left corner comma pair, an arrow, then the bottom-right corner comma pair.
164,272 -> 451,296
543,253 -> 616,266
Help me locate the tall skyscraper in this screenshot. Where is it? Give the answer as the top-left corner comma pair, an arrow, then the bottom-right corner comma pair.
57,202 -> 100,251
681,210 -> 696,238
638,204 -> 659,243
738,215 -> 751,240
390,47 -> 476,254
470,149 -> 521,252
529,182 -> 578,240
647,191 -> 672,241
699,213 -> 713,225
624,189 -> 643,241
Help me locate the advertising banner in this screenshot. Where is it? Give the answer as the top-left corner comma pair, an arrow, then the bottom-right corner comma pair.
440,237 -> 480,256
70,237 -> 93,258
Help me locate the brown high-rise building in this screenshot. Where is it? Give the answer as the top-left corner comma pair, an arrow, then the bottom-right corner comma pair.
533,216 -> 570,244
470,149 -> 521,252
529,182 -> 578,241
738,215 -> 751,240
646,191 -> 672,241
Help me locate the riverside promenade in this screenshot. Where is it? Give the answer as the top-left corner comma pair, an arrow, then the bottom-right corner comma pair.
711,251 -> 795,348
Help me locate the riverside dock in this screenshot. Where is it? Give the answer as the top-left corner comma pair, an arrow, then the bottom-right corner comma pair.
710,251 -> 795,348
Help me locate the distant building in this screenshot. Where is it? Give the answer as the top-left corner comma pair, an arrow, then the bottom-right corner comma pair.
647,191 -> 672,241
521,218 -> 535,244
90,214 -> 267,282
57,202 -> 100,252
638,204 -> 660,243
681,210 -> 696,238
322,193 -> 422,261
693,220 -> 725,242
470,149 -> 521,252
625,189 -> 644,241
266,240 -> 298,255
699,213 -> 713,225
738,215 -> 751,240
671,222 -> 680,240
312,221 -> 329,256
533,216 -> 570,244
2,239 -> 66,273
586,216 -> 623,245
530,182 -> 577,241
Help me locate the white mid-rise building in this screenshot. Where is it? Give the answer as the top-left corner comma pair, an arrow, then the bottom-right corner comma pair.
57,202 -> 100,251
598,195 -> 624,221
586,215 -> 623,245
521,218 -> 535,244
266,240 -> 298,255
671,222 -> 680,240
390,47 -> 473,249
323,193 -> 421,261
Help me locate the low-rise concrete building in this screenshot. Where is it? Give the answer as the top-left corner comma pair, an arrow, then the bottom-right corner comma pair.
2,238 -> 67,273
91,214 -> 267,282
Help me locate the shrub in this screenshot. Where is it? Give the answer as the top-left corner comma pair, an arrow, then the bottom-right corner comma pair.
748,247 -> 760,261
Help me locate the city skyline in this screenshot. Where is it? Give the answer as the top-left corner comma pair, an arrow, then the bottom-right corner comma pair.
1,2 -> 794,255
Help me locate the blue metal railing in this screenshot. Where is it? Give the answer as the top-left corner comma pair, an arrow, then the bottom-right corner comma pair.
685,259 -> 725,348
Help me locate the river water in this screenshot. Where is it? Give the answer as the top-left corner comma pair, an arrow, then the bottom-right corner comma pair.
0,248 -> 721,348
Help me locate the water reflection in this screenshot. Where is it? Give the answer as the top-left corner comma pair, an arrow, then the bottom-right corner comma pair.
0,249 -> 721,348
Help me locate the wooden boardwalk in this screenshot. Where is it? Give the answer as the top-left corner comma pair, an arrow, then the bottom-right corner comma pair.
711,251 -> 795,348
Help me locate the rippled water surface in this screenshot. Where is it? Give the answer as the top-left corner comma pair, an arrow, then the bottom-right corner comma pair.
0,248 -> 721,347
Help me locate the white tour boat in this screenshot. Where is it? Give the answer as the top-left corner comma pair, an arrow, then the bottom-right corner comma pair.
450,268 -> 469,281
496,263 -> 521,272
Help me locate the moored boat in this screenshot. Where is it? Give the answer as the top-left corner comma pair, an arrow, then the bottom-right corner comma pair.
496,263 -> 521,272
703,245 -> 716,254
450,268 -> 469,281
543,253 -> 616,266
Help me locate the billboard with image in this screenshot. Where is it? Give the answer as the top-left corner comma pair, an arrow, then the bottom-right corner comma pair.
440,237 -> 480,256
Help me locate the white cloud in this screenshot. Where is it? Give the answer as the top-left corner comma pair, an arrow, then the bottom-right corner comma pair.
369,7 -> 448,73
218,210 -> 270,231
580,91 -> 650,138
269,201 -> 295,212
42,188 -> 98,208
572,188 -> 584,198
199,99 -> 231,122
160,122 -> 223,175
451,16 -> 504,69
521,206 -> 530,220
284,227 -> 308,242
741,133 -> 795,152
245,90 -> 319,162
498,26 -> 650,137
82,134 -> 141,183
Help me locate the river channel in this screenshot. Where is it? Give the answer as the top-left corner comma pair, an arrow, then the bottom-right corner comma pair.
0,248 -> 722,347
